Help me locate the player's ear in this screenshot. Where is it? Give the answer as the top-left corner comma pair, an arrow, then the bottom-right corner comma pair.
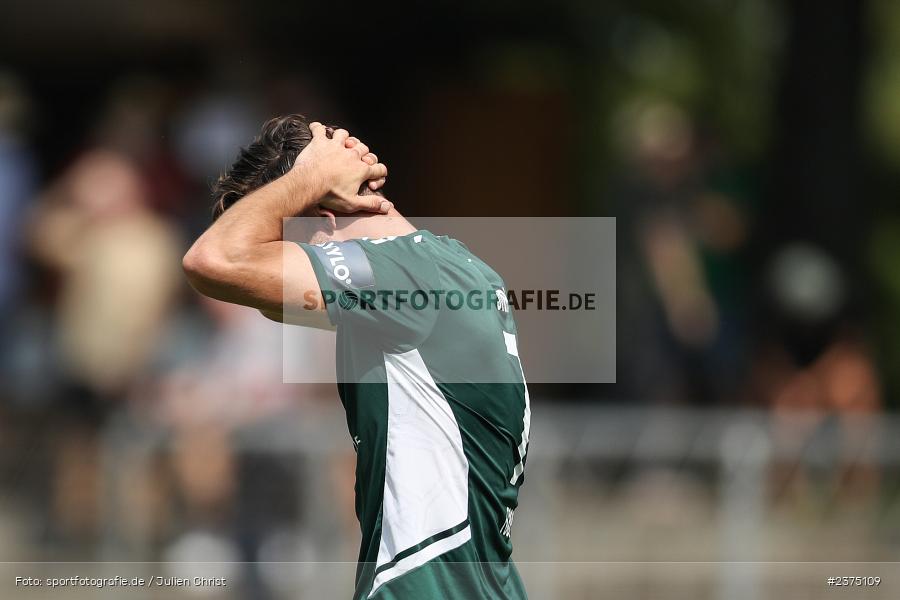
317,207 -> 337,232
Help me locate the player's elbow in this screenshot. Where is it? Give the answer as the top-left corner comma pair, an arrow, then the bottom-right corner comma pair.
182,240 -> 234,293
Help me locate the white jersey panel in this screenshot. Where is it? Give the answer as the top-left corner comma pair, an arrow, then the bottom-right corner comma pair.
374,348 -> 470,592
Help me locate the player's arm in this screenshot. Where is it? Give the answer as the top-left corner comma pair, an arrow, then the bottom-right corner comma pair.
182,123 -> 390,329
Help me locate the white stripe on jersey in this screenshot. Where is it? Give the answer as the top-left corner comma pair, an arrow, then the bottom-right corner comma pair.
503,332 -> 531,485
372,348 -> 470,596
369,526 -> 472,598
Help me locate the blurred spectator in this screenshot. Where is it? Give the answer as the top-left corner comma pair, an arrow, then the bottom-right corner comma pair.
613,99 -> 752,405
28,149 -> 180,542
0,74 -> 37,378
30,149 -> 181,398
760,243 -> 882,508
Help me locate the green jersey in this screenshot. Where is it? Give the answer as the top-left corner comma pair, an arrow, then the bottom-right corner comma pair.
298,230 -> 530,600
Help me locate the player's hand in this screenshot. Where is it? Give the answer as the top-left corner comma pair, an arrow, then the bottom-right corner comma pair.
344,136 -> 387,192
293,122 -> 391,214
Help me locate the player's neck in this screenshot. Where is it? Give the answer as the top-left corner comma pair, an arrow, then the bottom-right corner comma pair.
332,210 -> 417,242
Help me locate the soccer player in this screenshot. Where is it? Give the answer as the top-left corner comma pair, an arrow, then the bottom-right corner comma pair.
183,115 -> 530,599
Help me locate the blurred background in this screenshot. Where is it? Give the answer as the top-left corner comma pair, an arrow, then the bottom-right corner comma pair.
2,0 -> 900,598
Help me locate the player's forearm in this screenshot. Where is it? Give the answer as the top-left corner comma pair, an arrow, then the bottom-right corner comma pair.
206,163 -> 321,248
182,165 -> 321,298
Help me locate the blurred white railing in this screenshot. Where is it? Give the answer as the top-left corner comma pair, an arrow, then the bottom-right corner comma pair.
96,403 -> 900,600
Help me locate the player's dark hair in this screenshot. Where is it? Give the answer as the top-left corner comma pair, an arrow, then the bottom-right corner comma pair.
211,114 -> 312,220
211,114 -> 382,220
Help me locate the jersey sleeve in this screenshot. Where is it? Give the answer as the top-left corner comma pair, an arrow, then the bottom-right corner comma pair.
296,235 -> 440,348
